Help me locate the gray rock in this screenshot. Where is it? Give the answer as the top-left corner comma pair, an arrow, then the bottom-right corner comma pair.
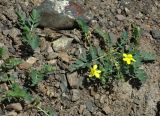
116,15 -> 126,21
2,29 -> 10,36
35,0 -> 89,29
6,103 -> 22,112
151,29 -> 160,40
8,28 -> 20,39
71,89 -> 80,102
59,74 -> 68,93
67,72 -> 79,88
86,100 -> 96,113
52,36 -> 73,51
46,52 -> 58,60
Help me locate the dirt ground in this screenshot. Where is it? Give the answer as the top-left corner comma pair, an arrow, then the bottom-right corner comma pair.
0,0 -> 160,116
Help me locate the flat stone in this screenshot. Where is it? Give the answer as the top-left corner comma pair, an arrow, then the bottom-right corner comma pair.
6,103 -> 23,112
59,74 -> 68,93
46,52 -> 58,60
86,100 -> 95,112
8,28 -> 20,39
71,89 -> 80,102
2,29 -> 10,36
116,15 -> 126,21
47,59 -> 57,64
67,72 -> 79,88
151,29 -> 160,40
52,36 -> 73,51
58,52 -> 71,63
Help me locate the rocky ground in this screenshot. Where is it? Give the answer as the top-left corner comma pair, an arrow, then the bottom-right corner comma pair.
0,0 -> 160,116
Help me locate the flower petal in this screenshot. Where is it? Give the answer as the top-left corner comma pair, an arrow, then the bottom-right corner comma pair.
131,58 -> 136,62
123,53 -> 127,57
123,58 -> 128,62
93,65 -> 97,69
96,70 -> 101,73
126,59 -> 131,64
128,54 -> 133,58
95,73 -> 100,78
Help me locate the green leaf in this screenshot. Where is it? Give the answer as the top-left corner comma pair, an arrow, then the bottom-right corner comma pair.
0,47 -> 5,58
16,10 -> 26,26
69,60 -> 87,72
22,26 -> 30,33
2,58 -> 22,70
29,69 -> 44,86
16,9 -> 40,51
89,45 -> 98,60
24,34 -> 39,50
31,9 -> 40,23
117,31 -> 128,50
76,18 -> 89,37
0,73 -> 16,82
94,26 -> 111,46
135,69 -> 147,83
140,52 -> 156,61
42,64 -> 56,74
6,83 -> 32,101
132,24 -> 141,45
29,35 -> 40,49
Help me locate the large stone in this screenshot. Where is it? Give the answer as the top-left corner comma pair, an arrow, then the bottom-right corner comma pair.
35,0 -> 90,29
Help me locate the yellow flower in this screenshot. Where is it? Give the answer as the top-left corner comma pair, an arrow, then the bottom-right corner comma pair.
123,53 -> 136,65
89,65 -> 101,78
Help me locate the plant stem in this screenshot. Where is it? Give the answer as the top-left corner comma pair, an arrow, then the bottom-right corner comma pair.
37,106 -> 50,116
